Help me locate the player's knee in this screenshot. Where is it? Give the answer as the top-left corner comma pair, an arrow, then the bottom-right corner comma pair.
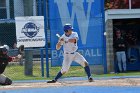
61,71 -> 68,74
5,77 -> 12,85
84,61 -> 89,67
80,61 -> 89,67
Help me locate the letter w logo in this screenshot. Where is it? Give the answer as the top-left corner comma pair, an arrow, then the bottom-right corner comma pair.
54,0 -> 94,44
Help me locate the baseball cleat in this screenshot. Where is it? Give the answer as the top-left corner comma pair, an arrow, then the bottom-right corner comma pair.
88,77 -> 93,82
47,80 -> 56,83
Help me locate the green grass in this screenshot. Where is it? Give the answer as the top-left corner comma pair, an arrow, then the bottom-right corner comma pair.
4,64 -> 140,81
5,64 -> 45,80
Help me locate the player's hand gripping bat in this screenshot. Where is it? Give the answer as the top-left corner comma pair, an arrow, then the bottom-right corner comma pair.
56,34 -> 64,45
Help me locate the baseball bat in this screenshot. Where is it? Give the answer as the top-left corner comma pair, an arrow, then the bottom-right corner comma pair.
56,34 -> 60,38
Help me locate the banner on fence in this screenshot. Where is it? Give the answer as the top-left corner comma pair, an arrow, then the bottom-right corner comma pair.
49,0 -> 105,66
15,16 -> 45,47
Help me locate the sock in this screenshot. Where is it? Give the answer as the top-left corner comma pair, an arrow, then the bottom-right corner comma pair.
54,71 -> 63,81
84,66 -> 91,78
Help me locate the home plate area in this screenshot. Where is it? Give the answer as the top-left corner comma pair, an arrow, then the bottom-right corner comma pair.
0,76 -> 140,93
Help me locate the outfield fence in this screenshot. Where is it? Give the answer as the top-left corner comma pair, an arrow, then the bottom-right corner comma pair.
1,0 -> 107,80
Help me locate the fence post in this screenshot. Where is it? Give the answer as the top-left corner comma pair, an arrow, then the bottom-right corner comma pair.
24,49 -> 33,76
40,48 -> 44,77
102,0 -> 107,74
38,0 -> 42,15
43,0 -> 49,77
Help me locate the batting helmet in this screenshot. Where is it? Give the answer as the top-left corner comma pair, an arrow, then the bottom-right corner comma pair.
63,23 -> 73,32
3,45 -> 9,51
0,45 -> 9,53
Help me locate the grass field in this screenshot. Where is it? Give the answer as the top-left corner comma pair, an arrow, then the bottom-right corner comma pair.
4,64 -> 140,81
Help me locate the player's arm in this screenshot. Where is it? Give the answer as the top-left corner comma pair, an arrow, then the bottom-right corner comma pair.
9,45 -> 24,62
56,42 -> 62,50
56,38 -> 64,50
8,54 -> 22,62
13,54 -> 23,62
7,56 -> 13,62
7,56 -> 17,62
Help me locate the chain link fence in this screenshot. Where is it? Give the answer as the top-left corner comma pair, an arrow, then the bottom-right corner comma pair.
0,0 -> 50,80
1,0 -> 92,81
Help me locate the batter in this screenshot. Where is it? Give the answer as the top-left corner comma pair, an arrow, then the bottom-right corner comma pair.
47,23 -> 93,83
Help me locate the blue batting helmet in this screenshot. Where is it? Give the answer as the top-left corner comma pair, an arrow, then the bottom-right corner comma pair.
63,23 -> 73,32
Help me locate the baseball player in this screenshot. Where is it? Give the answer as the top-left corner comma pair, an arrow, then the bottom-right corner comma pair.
47,23 -> 93,83
0,45 -> 24,85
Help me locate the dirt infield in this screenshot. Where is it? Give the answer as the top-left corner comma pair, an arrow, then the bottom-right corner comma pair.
0,78 -> 140,90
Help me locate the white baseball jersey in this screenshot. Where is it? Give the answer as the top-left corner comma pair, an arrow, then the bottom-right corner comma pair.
59,31 -> 88,73
61,32 -> 78,53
